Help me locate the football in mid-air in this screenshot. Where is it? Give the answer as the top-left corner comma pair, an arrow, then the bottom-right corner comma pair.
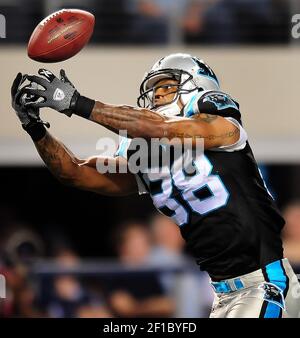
27,9 -> 95,63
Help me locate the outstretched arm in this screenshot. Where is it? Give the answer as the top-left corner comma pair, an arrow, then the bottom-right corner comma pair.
88,101 -> 240,149
11,72 -> 137,196
34,131 -> 138,196
22,69 -> 239,149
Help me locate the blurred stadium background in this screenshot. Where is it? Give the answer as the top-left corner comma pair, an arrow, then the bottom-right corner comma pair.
0,0 -> 300,318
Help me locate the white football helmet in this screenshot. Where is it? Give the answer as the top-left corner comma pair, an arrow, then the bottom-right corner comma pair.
137,53 -> 220,116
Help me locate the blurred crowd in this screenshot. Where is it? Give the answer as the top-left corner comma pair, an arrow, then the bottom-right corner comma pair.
0,0 -> 291,44
0,213 -> 213,318
1,199 -> 300,318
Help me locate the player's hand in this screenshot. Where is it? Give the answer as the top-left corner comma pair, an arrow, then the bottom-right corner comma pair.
11,72 -> 44,128
21,69 -> 80,116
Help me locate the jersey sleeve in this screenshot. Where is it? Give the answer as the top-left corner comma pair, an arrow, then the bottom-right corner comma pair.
114,137 -> 149,194
184,90 -> 247,152
184,90 -> 242,123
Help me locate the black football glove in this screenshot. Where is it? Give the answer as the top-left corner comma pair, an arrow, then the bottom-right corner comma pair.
12,72 -> 38,126
11,73 -> 50,141
21,68 -> 80,117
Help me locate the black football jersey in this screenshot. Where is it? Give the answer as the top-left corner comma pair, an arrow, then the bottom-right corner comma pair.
115,90 -> 285,280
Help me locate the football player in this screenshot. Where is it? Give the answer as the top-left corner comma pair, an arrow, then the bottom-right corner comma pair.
12,53 -> 300,317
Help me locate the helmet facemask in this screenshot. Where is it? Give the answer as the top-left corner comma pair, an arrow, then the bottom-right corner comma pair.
137,53 -> 220,117
137,68 -> 198,115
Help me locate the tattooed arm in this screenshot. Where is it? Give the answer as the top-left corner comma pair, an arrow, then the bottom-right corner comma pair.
20,70 -> 239,149
34,131 -> 138,196
89,102 -> 240,149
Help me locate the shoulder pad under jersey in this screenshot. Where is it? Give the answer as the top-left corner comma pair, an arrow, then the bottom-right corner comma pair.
183,90 -> 241,123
